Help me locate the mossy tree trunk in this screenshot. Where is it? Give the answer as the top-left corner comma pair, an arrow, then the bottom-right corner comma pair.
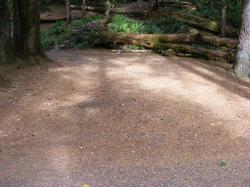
14,0 -> 44,63
234,0 -> 250,77
0,0 -> 12,64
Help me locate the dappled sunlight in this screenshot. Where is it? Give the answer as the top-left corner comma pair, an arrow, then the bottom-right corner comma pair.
1,50 -> 249,187
102,52 -> 250,138
1,0 -> 248,183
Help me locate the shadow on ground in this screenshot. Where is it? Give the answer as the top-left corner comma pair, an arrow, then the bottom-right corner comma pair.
0,50 -> 249,186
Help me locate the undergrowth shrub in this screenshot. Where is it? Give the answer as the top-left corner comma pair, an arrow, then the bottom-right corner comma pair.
109,15 -> 146,33
109,14 -> 186,34
41,14 -> 187,50
41,16 -> 103,50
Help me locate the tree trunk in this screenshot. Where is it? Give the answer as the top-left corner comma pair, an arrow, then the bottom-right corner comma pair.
154,0 -> 159,10
14,0 -> 44,63
66,0 -> 72,30
81,0 -> 86,18
0,0 -> 12,64
234,0 -> 250,77
221,0 -> 227,36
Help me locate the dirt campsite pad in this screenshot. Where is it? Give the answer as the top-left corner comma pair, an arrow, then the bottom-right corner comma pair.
0,50 -> 250,186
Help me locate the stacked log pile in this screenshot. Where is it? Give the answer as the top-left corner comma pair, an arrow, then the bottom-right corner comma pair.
101,32 -> 237,62
50,1 -> 238,62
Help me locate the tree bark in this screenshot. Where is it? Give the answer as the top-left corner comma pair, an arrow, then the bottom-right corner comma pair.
70,5 -> 148,16
161,0 -> 196,9
103,32 -> 196,45
102,32 -> 233,61
101,32 -> 237,49
199,33 -> 237,48
81,0 -> 86,18
0,0 -> 12,64
157,43 -> 229,61
234,0 -> 250,77
14,0 -> 44,63
221,0 -> 227,36
164,12 -> 219,33
66,0 -> 72,30
154,0 -> 159,9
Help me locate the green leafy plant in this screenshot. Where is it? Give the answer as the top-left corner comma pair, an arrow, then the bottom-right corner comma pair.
109,15 -> 146,33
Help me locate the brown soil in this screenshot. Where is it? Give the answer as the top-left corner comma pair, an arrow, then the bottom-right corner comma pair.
0,49 -> 250,186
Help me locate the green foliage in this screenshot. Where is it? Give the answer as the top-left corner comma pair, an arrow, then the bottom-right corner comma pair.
41,21 -> 69,50
227,0 -> 242,27
41,14 -> 189,50
72,16 -> 104,49
110,15 -> 186,34
160,0 -> 241,30
72,16 -> 103,27
49,21 -> 67,35
41,0 -> 242,50
41,16 -> 104,50
110,15 -> 146,33
144,17 -> 187,34
41,31 -> 56,50
74,27 -> 104,49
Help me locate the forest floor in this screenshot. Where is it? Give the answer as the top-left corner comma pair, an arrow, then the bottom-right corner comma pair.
0,49 -> 250,186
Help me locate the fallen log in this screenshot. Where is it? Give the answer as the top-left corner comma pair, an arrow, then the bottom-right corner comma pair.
40,14 -> 68,22
70,5 -> 148,16
40,12 -> 82,22
161,0 -> 197,9
155,43 -> 231,61
163,12 -> 219,33
199,34 -> 237,48
103,32 -> 197,44
101,32 -> 237,49
101,32 -> 234,61
163,12 -> 238,36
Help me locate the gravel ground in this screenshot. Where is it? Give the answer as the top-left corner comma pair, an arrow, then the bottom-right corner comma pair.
0,49 -> 250,187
